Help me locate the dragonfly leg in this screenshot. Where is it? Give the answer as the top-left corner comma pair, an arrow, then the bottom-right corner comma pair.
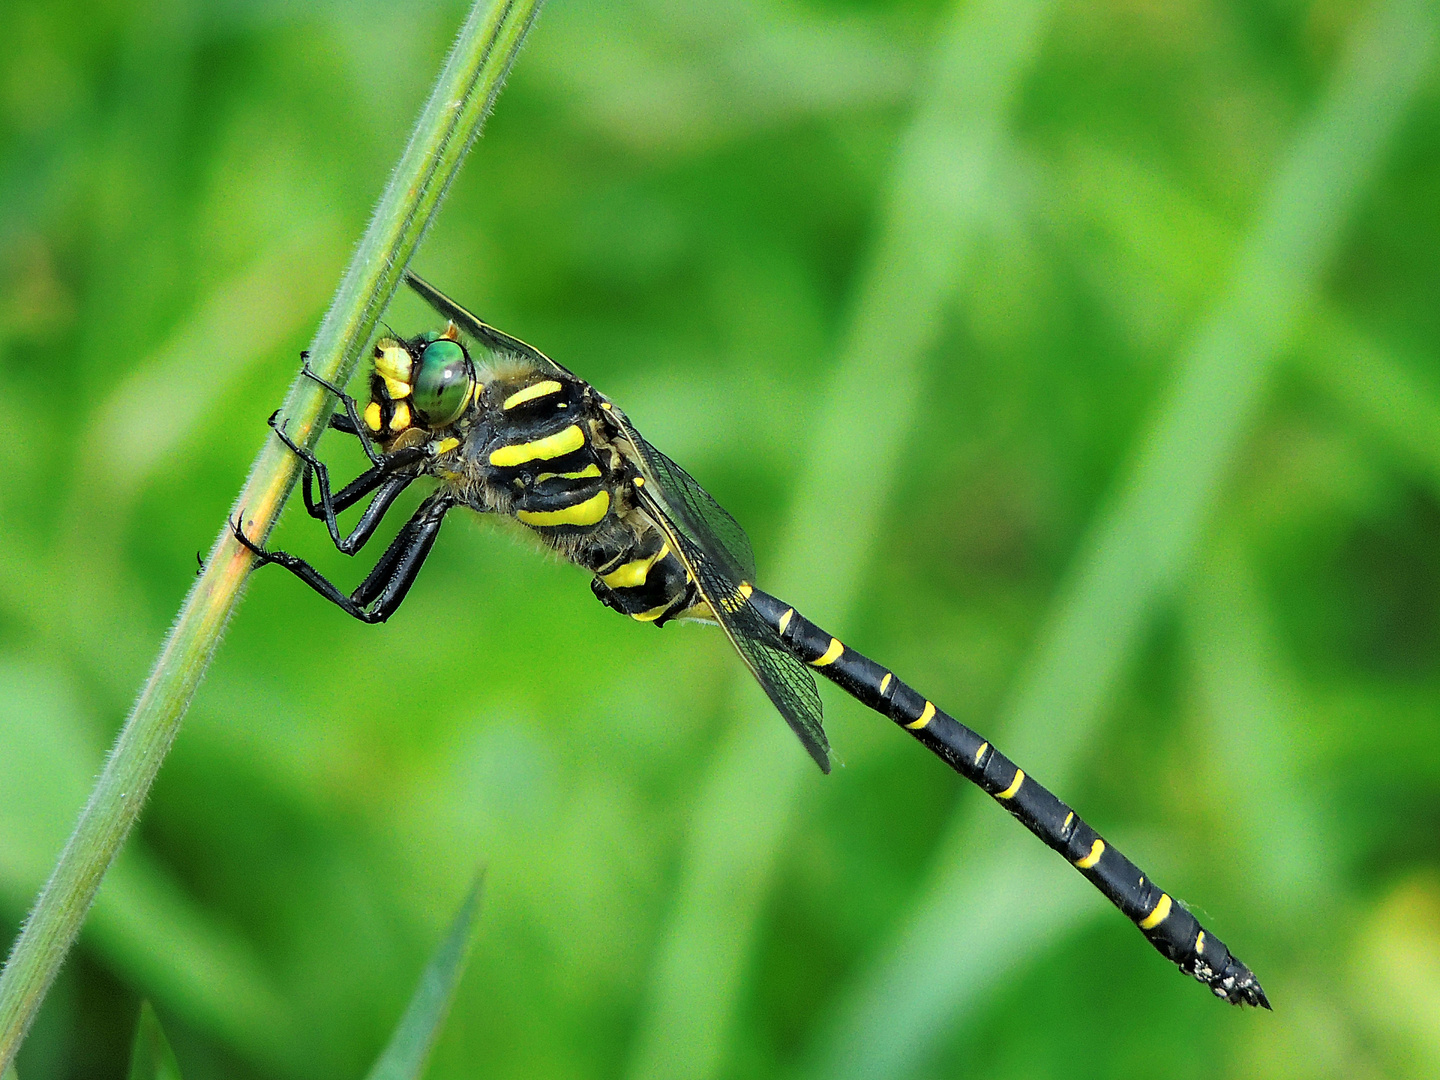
230,493 -> 453,624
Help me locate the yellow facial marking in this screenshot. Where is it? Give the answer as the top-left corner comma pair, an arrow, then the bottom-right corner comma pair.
810,638 -> 844,667
1075,839 -> 1105,869
1139,893 -> 1172,930
489,424 -> 586,467
434,438 -> 461,454
738,582 -> 753,600
363,401 -> 383,431
1195,931 -> 1205,955
503,380 -> 564,410
383,376 -> 412,400
996,768 -> 1024,799
516,489 -> 611,527
631,601 -> 676,623
905,701 -> 936,730
375,346 -> 412,383
778,609 -> 794,635
974,742 -> 988,765
879,673 -> 892,694
536,463 -> 603,483
389,401 -> 411,432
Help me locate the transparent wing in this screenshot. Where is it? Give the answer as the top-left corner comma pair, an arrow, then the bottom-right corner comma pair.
621,429 -> 756,584
404,271 -> 575,378
607,408 -> 829,772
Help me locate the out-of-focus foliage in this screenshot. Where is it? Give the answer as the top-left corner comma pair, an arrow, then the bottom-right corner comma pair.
1,0 -> 1438,1078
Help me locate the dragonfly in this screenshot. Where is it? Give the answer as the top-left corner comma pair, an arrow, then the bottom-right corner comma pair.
232,271 -> 1269,1008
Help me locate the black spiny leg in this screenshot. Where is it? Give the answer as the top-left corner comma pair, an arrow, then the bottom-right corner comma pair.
231,493 -> 454,624
297,350 -> 382,464
268,411 -> 426,555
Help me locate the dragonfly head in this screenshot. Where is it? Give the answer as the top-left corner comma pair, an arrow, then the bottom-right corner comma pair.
363,322 -> 478,447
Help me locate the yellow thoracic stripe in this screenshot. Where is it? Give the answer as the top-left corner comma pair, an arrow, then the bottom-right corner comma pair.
810,638 -> 844,666
536,463 -> 603,483
905,701 -> 936,730
1075,839 -> 1105,869
516,489 -> 611,527
503,380 -> 564,410
601,541 -> 671,589
489,424 -> 585,467
1138,893 -> 1172,930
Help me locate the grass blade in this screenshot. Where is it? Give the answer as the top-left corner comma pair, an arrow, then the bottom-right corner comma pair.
0,0 -> 545,1068
805,1 -> 1439,1076
364,873 -> 486,1080
622,4 -> 1058,1080
126,1002 -> 184,1080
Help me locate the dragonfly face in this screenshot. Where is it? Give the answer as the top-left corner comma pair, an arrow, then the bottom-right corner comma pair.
362,327 -> 478,449
230,271 -> 1268,1009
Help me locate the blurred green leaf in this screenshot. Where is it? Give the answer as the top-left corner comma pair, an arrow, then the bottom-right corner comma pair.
808,1 -> 1440,1076
365,872 -> 485,1080
624,2 -> 1057,1079
125,1002 -> 183,1080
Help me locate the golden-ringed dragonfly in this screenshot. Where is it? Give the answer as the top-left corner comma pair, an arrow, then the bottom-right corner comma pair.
232,272 -> 1269,1009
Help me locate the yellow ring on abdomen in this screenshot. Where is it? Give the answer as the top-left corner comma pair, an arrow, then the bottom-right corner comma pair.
1139,893 -> 1172,930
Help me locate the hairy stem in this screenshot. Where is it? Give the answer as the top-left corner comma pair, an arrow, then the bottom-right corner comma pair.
0,0 -> 544,1065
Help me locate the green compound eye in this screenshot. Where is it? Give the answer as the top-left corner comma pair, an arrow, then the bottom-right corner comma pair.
412,339 -> 473,427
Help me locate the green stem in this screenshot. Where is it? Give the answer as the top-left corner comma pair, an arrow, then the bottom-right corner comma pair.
0,0 -> 544,1066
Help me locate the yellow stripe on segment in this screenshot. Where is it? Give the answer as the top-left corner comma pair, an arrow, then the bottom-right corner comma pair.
974,742 -> 988,764
1063,812 -> 1074,832
738,582 -> 753,599
1075,839 -> 1105,869
996,769 -> 1024,799
905,701 -> 936,730
536,463 -> 603,483
810,638 -> 844,667
517,489 -> 610,528
778,609 -> 794,635
602,541 -> 671,589
634,476 -> 645,487
364,401 -> 383,431
879,673 -> 892,695
1194,931 -> 1205,956
503,380 -> 563,410
631,601 -> 676,623
489,424 -> 585,467
1139,893 -> 1172,930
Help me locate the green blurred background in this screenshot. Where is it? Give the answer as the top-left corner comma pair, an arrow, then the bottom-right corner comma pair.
3,0 -> 1440,1076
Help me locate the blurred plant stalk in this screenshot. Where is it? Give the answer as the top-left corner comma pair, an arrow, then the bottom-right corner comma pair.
0,0 -> 545,1067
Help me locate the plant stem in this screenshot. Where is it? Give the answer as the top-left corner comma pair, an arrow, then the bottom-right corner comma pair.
0,0 -> 544,1066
